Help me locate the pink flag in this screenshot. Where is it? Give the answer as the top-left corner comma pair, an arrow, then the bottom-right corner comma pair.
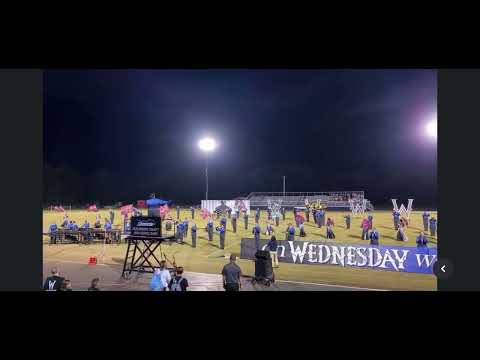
54,206 -> 65,212
120,204 -> 133,216
160,204 -> 170,218
87,204 -> 98,212
200,208 -> 210,220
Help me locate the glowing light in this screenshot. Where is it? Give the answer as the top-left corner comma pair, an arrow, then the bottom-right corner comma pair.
425,118 -> 437,139
198,137 -> 216,152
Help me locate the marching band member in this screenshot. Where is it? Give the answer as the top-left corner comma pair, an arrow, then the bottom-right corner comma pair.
422,211 -> 430,232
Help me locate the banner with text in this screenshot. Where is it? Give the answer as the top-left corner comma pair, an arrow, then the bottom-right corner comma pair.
240,238 -> 437,274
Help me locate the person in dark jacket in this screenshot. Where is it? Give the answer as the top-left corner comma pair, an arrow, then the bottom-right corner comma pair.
344,214 -> 351,229
43,267 -> 65,291
267,235 -> 279,268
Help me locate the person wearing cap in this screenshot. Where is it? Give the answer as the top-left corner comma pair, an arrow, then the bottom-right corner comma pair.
221,255 -> 242,291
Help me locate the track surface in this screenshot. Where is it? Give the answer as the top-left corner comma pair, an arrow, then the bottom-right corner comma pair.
43,260 -> 378,291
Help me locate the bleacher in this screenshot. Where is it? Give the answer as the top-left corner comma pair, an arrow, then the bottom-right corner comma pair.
247,191 -> 374,211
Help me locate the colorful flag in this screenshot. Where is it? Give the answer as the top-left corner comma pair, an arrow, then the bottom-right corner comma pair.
120,204 -> 134,216
200,208 -> 210,220
87,204 -> 98,212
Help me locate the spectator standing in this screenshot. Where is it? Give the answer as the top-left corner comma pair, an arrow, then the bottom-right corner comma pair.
221,255 -> 242,291
267,236 -> 279,268
169,267 -> 189,291
150,261 -> 171,291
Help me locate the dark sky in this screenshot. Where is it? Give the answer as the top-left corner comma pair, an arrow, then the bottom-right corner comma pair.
44,69 -> 437,206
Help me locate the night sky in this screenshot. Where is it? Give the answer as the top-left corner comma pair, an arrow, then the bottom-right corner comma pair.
43,69 -> 437,207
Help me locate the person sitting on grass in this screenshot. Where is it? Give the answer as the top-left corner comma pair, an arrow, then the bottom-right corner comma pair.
88,278 -> 101,291
169,266 -> 189,291
369,227 -> 379,245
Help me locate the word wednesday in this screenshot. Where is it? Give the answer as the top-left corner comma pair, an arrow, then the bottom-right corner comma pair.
240,239 -> 437,274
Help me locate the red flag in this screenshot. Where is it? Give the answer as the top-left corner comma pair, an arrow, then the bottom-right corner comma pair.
54,206 -> 65,212
87,204 -> 98,212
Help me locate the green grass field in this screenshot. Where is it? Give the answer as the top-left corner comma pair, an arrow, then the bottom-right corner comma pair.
43,208 -> 438,290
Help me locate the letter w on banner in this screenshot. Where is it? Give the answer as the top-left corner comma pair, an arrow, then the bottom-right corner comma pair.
391,199 -> 414,219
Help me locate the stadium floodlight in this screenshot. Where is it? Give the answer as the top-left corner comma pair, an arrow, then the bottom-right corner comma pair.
198,137 -> 216,152
198,137 -> 217,200
425,118 -> 437,139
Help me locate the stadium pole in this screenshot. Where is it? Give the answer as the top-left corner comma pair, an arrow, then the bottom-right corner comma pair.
206,155 -> 209,201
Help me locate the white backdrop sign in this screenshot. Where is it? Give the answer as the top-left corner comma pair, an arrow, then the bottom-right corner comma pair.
201,200 -> 251,215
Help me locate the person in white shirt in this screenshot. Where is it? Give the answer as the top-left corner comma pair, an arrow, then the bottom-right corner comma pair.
150,260 -> 172,291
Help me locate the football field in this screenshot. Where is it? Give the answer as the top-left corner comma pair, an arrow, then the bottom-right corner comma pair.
43,209 -> 438,291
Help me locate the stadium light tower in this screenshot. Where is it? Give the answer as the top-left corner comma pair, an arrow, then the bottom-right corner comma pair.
198,137 -> 217,200
425,118 -> 437,139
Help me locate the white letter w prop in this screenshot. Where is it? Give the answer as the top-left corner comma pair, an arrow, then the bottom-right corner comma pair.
391,199 -> 414,219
